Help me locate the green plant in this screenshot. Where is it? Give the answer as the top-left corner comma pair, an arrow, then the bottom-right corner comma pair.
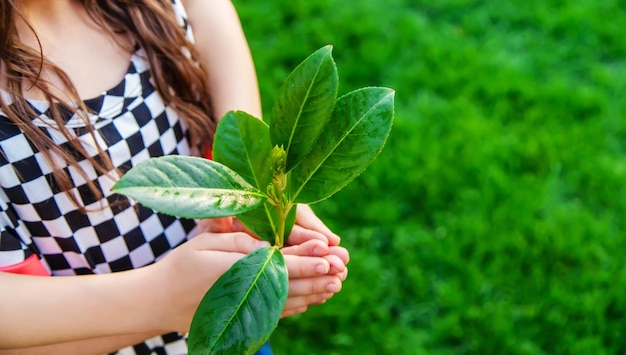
112,45 -> 394,354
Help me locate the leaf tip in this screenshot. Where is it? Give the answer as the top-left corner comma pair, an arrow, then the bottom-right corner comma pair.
317,44 -> 333,56
381,87 -> 396,102
110,179 -> 123,193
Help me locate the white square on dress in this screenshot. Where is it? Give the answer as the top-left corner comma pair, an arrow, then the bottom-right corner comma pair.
21,176 -> 54,203
128,243 -> 155,268
100,236 -> 129,261
0,135 -> 34,163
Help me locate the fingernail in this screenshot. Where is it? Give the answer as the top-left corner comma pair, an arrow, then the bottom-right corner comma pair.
315,263 -> 329,274
255,241 -> 271,249
327,283 -> 339,292
322,292 -> 334,299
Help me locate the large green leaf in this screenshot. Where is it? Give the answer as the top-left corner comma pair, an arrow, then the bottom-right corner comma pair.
213,111 -> 273,190
188,247 -> 288,355
289,87 -> 395,204
270,45 -> 338,171
112,155 -> 265,219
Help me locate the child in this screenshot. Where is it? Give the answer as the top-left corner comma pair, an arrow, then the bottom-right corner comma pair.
0,0 -> 349,353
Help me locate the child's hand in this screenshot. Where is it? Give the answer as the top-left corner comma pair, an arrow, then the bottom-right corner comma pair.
282,205 -> 350,317
150,232 -> 337,332
287,204 -> 350,279
280,239 -> 348,317
192,205 -> 350,318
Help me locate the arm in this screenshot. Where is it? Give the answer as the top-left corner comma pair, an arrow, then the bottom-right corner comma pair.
0,268 -> 165,349
0,333 -> 159,355
0,232 -> 335,350
0,232 -> 240,349
182,0 -> 262,119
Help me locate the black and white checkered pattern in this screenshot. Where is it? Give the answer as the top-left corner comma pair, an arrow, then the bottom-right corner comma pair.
0,1 -> 201,353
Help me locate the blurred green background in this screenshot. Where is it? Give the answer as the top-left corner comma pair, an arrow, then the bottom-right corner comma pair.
233,0 -> 626,354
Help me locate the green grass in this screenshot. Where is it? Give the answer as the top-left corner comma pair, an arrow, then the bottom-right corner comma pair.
233,0 -> 626,353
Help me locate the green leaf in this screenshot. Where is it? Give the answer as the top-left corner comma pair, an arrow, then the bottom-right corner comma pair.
289,87 -> 395,204
283,206 -> 297,239
112,155 -> 265,219
213,111 -> 273,190
270,45 -> 338,171
188,247 -> 288,355
212,112 -> 281,243
235,202 -> 297,244
233,202 -> 278,244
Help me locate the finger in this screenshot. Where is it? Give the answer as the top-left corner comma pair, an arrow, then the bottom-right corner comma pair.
323,254 -> 346,275
329,246 -> 350,265
281,239 -> 329,257
336,267 -> 348,281
286,224 -> 328,246
284,293 -> 332,312
284,255 -> 330,278
295,205 -> 341,246
287,275 -> 342,297
188,232 -> 270,253
281,306 -> 307,318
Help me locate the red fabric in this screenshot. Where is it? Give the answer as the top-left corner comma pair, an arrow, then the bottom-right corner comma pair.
0,254 -> 50,276
204,145 -> 213,160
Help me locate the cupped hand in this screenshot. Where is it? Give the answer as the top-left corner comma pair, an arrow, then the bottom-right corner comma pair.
280,239 -> 348,317
191,205 -> 350,318
150,231 -> 343,332
287,205 -> 350,281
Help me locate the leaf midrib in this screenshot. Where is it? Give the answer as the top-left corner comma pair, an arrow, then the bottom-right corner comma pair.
209,248 -> 277,352
286,61 -> 325,154
115,186 -> 264,197
290,91 -> 392,201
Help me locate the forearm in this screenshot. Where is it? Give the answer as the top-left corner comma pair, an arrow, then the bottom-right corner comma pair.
0,332 -> 160,355
0,267 -> 166,349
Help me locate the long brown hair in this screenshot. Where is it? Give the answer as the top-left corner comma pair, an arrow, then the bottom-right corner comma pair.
0,0 -> 215,212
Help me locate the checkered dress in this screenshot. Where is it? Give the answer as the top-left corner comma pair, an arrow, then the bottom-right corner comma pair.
0,1 -> 202,354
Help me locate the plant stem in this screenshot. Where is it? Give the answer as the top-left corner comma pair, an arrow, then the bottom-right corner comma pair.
275,201 -> 290,247
269,145 -> 290,247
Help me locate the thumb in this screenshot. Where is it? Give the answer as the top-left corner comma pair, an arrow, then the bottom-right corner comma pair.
190,232 -> 271,253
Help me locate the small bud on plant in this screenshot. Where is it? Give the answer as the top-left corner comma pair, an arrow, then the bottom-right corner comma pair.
271,145 -> 287,175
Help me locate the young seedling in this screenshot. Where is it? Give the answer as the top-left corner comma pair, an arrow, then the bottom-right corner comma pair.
112,45 -> 394,354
